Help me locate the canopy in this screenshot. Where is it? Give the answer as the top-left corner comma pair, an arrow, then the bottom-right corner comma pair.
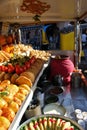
0,0 -> 87,23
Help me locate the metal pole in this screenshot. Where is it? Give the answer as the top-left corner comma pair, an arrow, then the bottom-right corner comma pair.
74,21 -> 82,69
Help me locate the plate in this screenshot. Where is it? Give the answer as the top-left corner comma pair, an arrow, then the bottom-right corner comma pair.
43,103 -> 66,115
17,114 -> 84,130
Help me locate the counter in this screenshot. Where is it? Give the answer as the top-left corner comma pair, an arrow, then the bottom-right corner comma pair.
57,83 -> 87,130
19,81 -> 87,130
16,57 -> 87,129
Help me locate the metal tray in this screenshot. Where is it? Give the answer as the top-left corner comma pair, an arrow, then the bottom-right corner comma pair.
8,62 -> 49,130
17,114 -> 84,130
8,90 -> 33,130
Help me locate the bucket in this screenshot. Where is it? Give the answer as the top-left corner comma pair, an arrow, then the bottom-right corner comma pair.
25,99 -> 41,119
71,72 -> 81,88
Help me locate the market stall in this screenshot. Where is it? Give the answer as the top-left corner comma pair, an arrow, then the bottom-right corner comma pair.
0,0 -> 87,130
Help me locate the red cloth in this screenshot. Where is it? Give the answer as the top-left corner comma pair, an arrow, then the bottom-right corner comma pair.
49,58 -> 75,84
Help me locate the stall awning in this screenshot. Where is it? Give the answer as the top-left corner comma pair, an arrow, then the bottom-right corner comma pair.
0,0 -> 87,23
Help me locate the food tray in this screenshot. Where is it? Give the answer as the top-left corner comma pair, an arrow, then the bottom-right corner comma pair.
8,62 -> 49,130
8,90 -> 33,130
17,114 -> 84,130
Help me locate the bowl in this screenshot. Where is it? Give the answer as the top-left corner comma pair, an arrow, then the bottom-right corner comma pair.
44,94 -> 59,104
25,99 -> 42,119
37,80 -> 52,92
48,86 -> 64,95
17,114 -> 84,130
43,103 -> 66,115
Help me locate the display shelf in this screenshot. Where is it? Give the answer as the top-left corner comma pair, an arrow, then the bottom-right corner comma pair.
8,62 -> 49,130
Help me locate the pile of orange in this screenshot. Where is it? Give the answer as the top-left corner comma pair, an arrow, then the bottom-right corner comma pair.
0,79 -> 31,130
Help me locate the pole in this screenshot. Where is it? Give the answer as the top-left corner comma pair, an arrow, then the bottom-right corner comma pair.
74,21 -> 82,69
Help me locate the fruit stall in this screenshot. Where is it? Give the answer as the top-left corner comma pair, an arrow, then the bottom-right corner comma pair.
0,43 -> 87,130
0,0 -> 87,130
0,43 -> 52,130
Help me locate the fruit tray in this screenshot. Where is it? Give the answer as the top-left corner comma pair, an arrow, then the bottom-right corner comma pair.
17,114 -> 84,130
8,90 -> 33,130
8,62 -> 48,130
